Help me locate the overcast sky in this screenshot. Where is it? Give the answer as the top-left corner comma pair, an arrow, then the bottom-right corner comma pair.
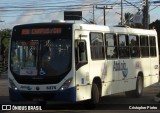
0,0 -> 159,29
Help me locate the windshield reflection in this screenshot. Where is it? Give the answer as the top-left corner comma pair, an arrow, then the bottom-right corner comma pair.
10,39 -> 72,77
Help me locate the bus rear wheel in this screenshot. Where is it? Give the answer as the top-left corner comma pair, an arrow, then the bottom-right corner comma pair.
125,76 -> 143,97
135,76 -> 143,97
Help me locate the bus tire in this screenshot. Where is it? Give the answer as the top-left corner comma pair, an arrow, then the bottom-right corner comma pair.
135,76 -> 143,97
91,83 -> 100,104
84,83 -> 100,109
125,76 -> 143,97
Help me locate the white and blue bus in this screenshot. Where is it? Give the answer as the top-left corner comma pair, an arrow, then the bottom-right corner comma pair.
8,21 -> 159,105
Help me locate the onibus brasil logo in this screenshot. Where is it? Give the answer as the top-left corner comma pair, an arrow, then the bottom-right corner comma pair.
113,60 -> 128,78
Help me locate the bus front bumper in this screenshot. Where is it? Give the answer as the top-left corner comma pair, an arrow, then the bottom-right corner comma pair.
9,87 -> 76,102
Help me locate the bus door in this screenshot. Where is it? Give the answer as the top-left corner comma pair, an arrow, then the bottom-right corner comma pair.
117,34 -> 130,92
105,33 -> 119,94
74,30 -> 90,101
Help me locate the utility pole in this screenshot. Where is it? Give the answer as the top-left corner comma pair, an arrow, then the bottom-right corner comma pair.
93,5 -> 95,23
121,0 -> 123,25
143,0 -> 149,29
96,5 -> 112,25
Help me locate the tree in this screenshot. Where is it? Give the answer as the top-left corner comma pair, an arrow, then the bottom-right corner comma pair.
0,29 -> 12,60
124,12 -> 133,26
149,19 -> 160,54
123,12 -> 143,28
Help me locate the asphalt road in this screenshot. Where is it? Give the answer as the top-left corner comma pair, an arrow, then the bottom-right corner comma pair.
0,72 -> 160,113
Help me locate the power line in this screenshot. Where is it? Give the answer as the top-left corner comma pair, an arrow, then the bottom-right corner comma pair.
0,0 -> 111,15
0,0 -> 159,27
96,5 -> 112,25
0,0 -> 108,17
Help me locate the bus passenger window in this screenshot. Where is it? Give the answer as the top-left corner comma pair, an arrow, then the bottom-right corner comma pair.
129,35 -> 140,58
90,32 -> 105,60
118,34 -> 129,58
149,36 -> 157,57
140,35 -> 149,57
105,33 -> 118,59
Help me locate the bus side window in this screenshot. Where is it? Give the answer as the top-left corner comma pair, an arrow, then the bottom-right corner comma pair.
140,35 -> 149,57
90,32 -> 105,60
129,35 -> 140,58
118,34 -> 129,58
105,33 -> 118,59
149,36 -> 157,57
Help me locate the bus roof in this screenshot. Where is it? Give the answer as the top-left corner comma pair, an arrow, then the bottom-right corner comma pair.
73,23 -> 157,36
13,22 -> 157,36
13,22 -> 73,28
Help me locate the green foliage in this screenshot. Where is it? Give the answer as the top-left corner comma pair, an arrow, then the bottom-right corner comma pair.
149,19 -> 160,54
149,19 -> 160,37
124,12 -> 133,26
123,12 -> 143,28
0,29 -> 12,55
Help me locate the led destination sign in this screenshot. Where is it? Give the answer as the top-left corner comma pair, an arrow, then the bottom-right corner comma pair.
21,28 -> 62,35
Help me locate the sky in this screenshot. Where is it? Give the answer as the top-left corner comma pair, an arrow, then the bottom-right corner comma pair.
0,0 -> 159,29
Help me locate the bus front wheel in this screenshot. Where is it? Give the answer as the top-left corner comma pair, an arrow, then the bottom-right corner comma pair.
91,83 -> 100,104
84,83 -> 100,109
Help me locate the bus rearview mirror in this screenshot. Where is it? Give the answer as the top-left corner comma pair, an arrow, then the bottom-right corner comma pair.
79,42 -> 85,53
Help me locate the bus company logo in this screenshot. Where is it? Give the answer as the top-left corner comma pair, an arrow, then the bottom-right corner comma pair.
2,105 -> 11,110
113,60 -> 128,78
2,105 -> 42,111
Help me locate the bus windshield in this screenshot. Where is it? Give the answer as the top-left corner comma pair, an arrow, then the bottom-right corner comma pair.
10,38 -> 72,77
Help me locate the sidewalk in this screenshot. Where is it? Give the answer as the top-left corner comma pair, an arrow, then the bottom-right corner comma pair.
0,71 -> 8,79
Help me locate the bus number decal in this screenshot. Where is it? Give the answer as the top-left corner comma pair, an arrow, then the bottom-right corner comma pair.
113,60 -> 128,78
46,86 -> 56,90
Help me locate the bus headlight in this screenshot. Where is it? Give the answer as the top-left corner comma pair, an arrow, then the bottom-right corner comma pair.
59,78 -> 72,91
9,79 -> 18,90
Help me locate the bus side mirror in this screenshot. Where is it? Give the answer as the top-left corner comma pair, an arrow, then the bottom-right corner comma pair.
79,42 -> 85,53
75,40 -> 88,70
